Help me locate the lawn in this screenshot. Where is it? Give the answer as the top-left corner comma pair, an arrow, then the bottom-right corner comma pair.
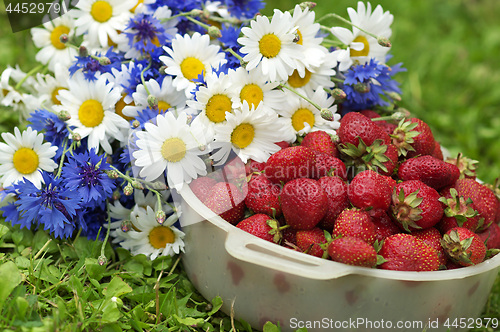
1,0 -> 500,331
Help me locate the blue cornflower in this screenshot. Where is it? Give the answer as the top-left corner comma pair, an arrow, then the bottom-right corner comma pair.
123,60 -> 157,97
124,13 -> 169,56
147,0 -> 204,35
341,58 -> 406,111
134,107 -> 163,129
62,148 -> 116,209
225,0 -> 264,19
219,25 -> 244,69
69,48 -> 124,81
3,172 -> 83,239
81,206 -> 108,241
27,109 -> 70,158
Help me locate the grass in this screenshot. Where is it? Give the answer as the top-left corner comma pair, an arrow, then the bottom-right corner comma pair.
1,0 -> 500,331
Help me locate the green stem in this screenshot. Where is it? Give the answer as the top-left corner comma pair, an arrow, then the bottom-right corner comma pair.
185,15 -> 211,30
141,61 -> 152,95
15,64 -> 45,90
225,47 -> 245,64
280,84 -> 322,111
55,139 -> 70,178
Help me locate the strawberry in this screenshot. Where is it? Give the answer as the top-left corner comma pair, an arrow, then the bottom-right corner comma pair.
296,228 -> 327,258
317,176 -> 349,230
379,143 -> 399,176
348,170 -> 392,212
300,130 -> 339,157
445,153 -> 478,180
236,214 -> 283,243
431,141 -> 444,160
378,233 -> 440,271
189,176 -> 217,202
371,212 -> 400,243
327,236 -> 378,268
282,227 -> 298,248
332,209 -> 377,245
412,227 -> 447,266
477,222 -> 500,249
275,141 -> 291,150
437,188 -> 482,233
338,112 -> 390,147
281,178 -> 328,230
312,151 -> 347,180
391,180 -> 444,231
245,174 -> 282,217
204,182 -> 245,225
441,227 -> 487,266
264,146 -> 316,183
398,155 -> 460,190
245,159 -> 266,175
405,117 -> 436,158
453,178 -> 500,227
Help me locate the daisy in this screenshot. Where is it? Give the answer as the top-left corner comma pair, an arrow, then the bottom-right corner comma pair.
186,70 -> 239,136
30,15 -> 78,71
237,9 -> 303,83
120,206 -> 185,260
330,2 -> 393,71
277,87 -> 341,138
56,73 -> 129,154
33,63 -> 70,108
286,51 -> 337,95
71,0 -> 136,49
0,127 -> 58,189
160,32 -> 227,97
0,66 -> 28,112
210,102 -> 286,165
122,76 -> 187,118
132,112 -> 208,189
227,66 -> 286,114
290,4 -> 328,76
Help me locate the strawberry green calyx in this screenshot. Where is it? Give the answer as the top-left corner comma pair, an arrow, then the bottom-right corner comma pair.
391,189 -> 423,232
390,118 -> 420,157
440,230 -> 474,265
266,218 -> 289,244
446,153 -> 478,179
339,137 -> 390,174
438,188 -> 478,226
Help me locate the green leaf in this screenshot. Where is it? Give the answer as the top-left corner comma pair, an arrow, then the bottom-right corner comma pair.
103,276 -> 133,299
263,321 -> 281,332
173,314 -> 205,326
0,223 -> 10,239
85,257 -> 106,281
207,296 -> 223,316
14,296 -> 29,320
0,261 -> 23,309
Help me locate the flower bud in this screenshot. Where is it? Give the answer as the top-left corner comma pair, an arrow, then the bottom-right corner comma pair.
98,57 -> 111,66
57,110 -> 71,121
159,66 -> 168,75
156,210 -> 166,224
354,82 -> 370,93
59,34 -> 69,44
112,190 -> 121,200
120,220 -> 131,232
208,26 -> 222,38
97,255 -> 107,266
131,181 -> 144,190
189,9 -> 203,16
320,108 -> 334,121
331,88 -> 347,101
78,46 -> 88,57
72,132 -> 82,142
123,183 -> 134,196
377,36 -> 392,48
106,170 -> 119,179
147,95 -> 158,109
300,2 -> 316,10
132,120 -> 140,128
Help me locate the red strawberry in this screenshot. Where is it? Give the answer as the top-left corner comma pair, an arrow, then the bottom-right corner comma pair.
378,233 -> 440,271
328,236 -> 378,268
245,174 -> 282,217
317,176 -> 349,230
412,227 -> 447,266
371,212 -> 400,243
441,227 -> 487,266
379,143 -> 399,176
312,151 -> 347,180
348,170 -> 392,212
301,130 -> 339,157
360,109 -> 384,122
282,227 -> 298,248
245,159 -> 266,175
405,118 -> 436,158
281,178 -> 328,230
236,214 -> 283,243
296,228 -> 327,258
391,180 -> 444,231
453,178 -> 500,227
338,111 -> 390,147
332,209 -> 377,245
189,176 -> 217,202
275,141 -> 291,150
437,188 -> 482,233
264,146 -> 316,183
431,141 -> 444,160
204,182 -> 245,225
398,155 -> 460,190
379,122 -> 398,137
477,222 -> 500,249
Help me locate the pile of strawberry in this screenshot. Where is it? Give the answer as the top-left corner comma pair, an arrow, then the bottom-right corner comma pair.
190,110 -> 500,271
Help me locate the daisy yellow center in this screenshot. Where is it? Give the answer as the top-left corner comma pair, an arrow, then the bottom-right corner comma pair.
158,101 -> 171,112
51,87 -> 66,105
240,84 -> 263,108
79,99 -> 105,128
259,34 -> 281,58
350,35 -> 370,57
288,69 -> 311,88
296,29 -> 303,45
130,0 -> 143,13
91,1 -> 113,23
231,123 -> 255,149
180,57 -> 205,81
291,108 -> 315,131
161,137 -> 186,163
115,94 -> 134,121
13,147 -> 39,175
50,25 -> 70,49
149,226 -> 175,249
205,94 -> 232,123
